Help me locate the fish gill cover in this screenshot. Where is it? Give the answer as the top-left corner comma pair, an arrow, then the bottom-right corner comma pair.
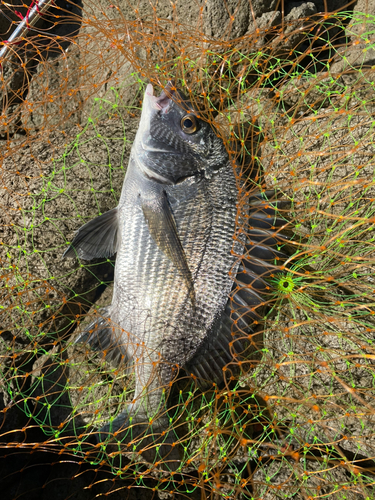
0,0 -> 375,498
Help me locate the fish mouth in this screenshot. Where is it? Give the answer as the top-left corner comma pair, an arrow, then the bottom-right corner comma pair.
139,82 -> 179,161
146,81 -> 175,113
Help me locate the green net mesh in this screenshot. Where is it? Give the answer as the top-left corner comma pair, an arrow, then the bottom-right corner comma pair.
1,1 -> 375,498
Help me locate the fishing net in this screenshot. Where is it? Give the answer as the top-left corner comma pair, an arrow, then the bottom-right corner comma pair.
1,0 -> 375,498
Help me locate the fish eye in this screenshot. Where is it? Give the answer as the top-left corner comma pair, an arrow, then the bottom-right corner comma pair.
181,115 -> 197,134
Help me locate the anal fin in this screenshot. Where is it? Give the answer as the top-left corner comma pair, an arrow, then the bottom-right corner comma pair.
74,306 -> 128,367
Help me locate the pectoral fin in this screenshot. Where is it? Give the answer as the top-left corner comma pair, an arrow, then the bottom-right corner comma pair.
141,189 -> 195,306
63,207 -> 119,260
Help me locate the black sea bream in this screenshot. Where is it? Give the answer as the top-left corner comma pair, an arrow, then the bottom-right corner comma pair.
64,82 -> 285,466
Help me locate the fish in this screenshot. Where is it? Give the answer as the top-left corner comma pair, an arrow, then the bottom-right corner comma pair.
63,82 -> 287,468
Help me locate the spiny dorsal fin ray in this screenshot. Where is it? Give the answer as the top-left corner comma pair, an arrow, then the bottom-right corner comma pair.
248,213 -> 287,230
141,187 -> 195,306
63,207 -> 119,260
185,235 -> 285,387
246,243 -> 287,262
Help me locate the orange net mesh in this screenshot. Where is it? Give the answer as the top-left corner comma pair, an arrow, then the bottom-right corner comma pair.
1,0 -> 375,498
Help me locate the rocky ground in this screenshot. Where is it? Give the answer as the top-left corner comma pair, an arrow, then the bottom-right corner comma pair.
1,0 -> 375,498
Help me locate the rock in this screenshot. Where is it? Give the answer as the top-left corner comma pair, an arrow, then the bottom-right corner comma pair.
0,0 -> 83,137
281,1 -> 318,51
245,10 -> 282,49
21,51 -> 84,133
271,74 -> 347,114
204,0 -> 252,39
330,2 -> 375,80
203,0 -> 353,42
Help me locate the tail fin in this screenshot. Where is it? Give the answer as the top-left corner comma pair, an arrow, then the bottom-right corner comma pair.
76,311 -> 180,469
96,404 -> 181,470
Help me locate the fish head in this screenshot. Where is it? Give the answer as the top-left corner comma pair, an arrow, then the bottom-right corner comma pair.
135,82 -> 229,184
